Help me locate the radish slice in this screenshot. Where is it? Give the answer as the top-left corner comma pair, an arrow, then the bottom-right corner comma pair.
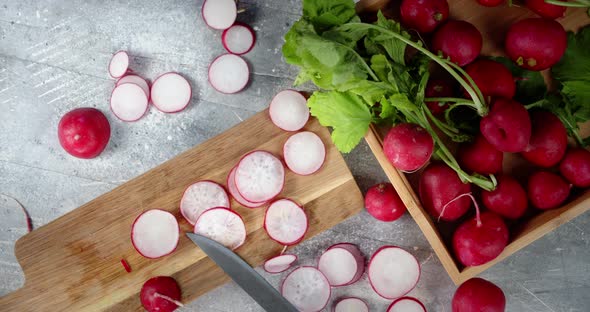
318,243 -> 364,287
208,54 -> 250,94
281,266 -> 331,312
227,166 -> 267,208
387,297 -> 427,312
194,207 -> 246,250
235,151 -> 285,202
180,181 -> 230,225
368,246 -> 421,299
263,254 -> 297,274
201,0 -> 237,30
150,72 -> 192,113
264,199 -> 308,246
269,90 -> 310,131
109,51 -> 129,78
116,75 -> 150,99
110,83 -> 149,122
131,209 -> 179,259
222,23 -> 256,55
333,297 -> 369,312
284,131 -> 326,175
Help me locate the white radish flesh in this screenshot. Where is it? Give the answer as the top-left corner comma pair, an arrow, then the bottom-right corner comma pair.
333,297 -> 369,312
117,75 -> 150,98
283,131 -> 326,175
368,246 -> 421,299
110,83 -> 149,122
180,181 -> 230,225
281,267 -> 331,312
387,297 -> 426,312
109,51 -> 129,78
235,151 -> 284,202
194,207 -> 246,250
269,90 -> 309,131
208,54 -> 249,94
222,23 -> 256,55
264,199 -> 308,245
263,254 -> 297,274
227,166 -> 267,208
150,72 -> 192,113
318,243 -> 364,286
201,0 -> 237,30
131,209 -> 179,259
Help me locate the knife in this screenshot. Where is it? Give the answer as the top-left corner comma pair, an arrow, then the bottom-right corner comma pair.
186,233 -> 299,312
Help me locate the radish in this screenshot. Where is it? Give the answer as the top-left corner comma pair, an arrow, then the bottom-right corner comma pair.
505,18 -> 567,71
283,131 -> 326,175
333,297 -> 369,312
269,90 -> 310,132
108,50 -> 129,78
387,297 -> 427,312
476,0 -> 504,7
116,75 -> 150,99
281,267 -> 331,312
318,243 -> 365,287
227,167 -> 267,208
120,259 -> 132,273
482,175 -> 528,219
400,0 -> 449,34
425,78 -> 454,115
452,278 -> 506,312
140,276 -> 183,312
180,180 -> 230,225
131,209 -> 179,259
464,59 -> 516,100
457,135 -> 503,175
525,0 -> 566,19
480,98 -> 531,153
432,20 -> 482,66
58,108 -> 110,159
208,54 -> 250,94
110,83 -> 149,122
263,254 -> 297,274
365,182 -> 407,222
521,111 -> 568,168
419,163 -> 472,221
150,72 -> 192,113
264,199 -> 308,245
368,246 -> 420,299
235,150 -> 285,202
222,22 -> 256,55
201,0 -> 237,30
194,207 -> 246,250
452,211 -> 509,266
527,171 -> 570,210
383,123 -> 434,172
559,148 -> 590,188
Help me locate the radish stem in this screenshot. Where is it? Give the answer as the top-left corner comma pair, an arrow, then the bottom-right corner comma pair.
544,0 -> 590,6
280,245 -> 288,255
154,293 -> 184,307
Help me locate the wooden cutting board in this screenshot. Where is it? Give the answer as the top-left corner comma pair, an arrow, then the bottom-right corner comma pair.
0,110 -> 364,311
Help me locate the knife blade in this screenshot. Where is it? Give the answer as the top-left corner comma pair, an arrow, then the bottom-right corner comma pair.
186,233 -> 299,312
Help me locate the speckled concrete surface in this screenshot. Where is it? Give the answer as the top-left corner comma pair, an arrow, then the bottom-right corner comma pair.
0,0 -> 589,311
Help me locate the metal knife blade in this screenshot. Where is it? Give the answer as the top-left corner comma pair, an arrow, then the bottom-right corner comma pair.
186,233 -> 299,312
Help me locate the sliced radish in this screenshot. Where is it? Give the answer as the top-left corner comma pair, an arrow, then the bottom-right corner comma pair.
227,166 -> 267,208
387,297 -> 427,312
110,83 -> 149,122
269,90 -> 310,131
333,297 -> 369,312
284,131 -> 326,175
194,207 -> 246,250
150,72 -> 192,113
109,50 -> 129,78
281,266 -> 331,312
263,254 -> 297,274
264,199 -> 308,246
116,75 -> 150,99
201,0 -> 237,30
318,243 -> 364,287
208,54 -> 250,94
131,209 -> 179,259
368,246 -> 421,299
222,23 -> 256,55
235,150 -> 285,202
180,181 -> 230,225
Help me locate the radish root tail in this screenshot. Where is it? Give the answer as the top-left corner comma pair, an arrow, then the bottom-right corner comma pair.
154,293 -> 184,307
438,192 -> 481,225
280,245 -> 288,255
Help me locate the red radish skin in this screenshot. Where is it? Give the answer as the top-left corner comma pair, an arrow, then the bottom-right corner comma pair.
58,108 -> 111,159
528,171 -> 571,210
120,259 -> 132,273
140,276 -> 183,312
365,183 -> 407,222
452,278 -> 506,312
264,199 -> 308,245
521,111 -> 568,167
222,22 -> 256,55
453,211 -> 509,266
480,98 -> 532,153
432,20 -> 482,66
383,123 -> 434,172
333,297 -> 369,312
482,175 -> 528,219
263,254 -> 297,274
464,59 -> 516,100
476,0 -> 505,7
457,135 -> 503,175
425,78 -> 454,115
368,246 -> 421,299
400,0 -> 449,34
387,297 -> 427,312
201,0 -> 237,30
131,209 -> 180,259
505,18 -> 567,71
559,148 -> 590,188
108,50 -> 129,79
419,163 -> 472,221
281,266 -> 331,312
150,72 -> 192,113
525,0 -> 567,19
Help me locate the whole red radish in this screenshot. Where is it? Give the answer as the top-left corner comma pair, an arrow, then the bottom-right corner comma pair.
528,171 -> 570,210
505,18 -> 567,71
425,78 -> 454,115
453,211 -> 509,266
464,59 -> 516,100
458,135 -> 503,175
432,20 -> 482,66
560,148 -> 590,188
140,276 -> 182,312
383,123 -> 434,172
58,108 -> 111,159
476,0 -> 505,7
365,183 -> 407,222
419,163 -> 472,221
400,0 -> 449,34
521,111 -> 568,167
482,175 -> 528,219
480,98 -> 531,153
452,278 -> 506,312
525,0 -> 566,19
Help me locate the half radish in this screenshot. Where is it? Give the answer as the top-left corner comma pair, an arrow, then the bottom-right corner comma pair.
208,54 -> 250,94
194,207 -> 246,250
283,131 -> 326,175
235,150 -> 285,202
180,181 -> 230,225
222,23 -> 256,55
387,297 -> 427,312
269,90 -> 310,131
110,83 -> 149,122
318,243 -> 365,287
333,297 -> 369,312
150,72 -> 192,113
263,254 -> 297,274
227,166 -> 267,208
368,246 -> 421,299
109,51 -> 129,78
117,75 -> 150,99
264,199 -> 308,246
201,0 -> 237,30
131,209 -> 179,259
281,266 -> 331,312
